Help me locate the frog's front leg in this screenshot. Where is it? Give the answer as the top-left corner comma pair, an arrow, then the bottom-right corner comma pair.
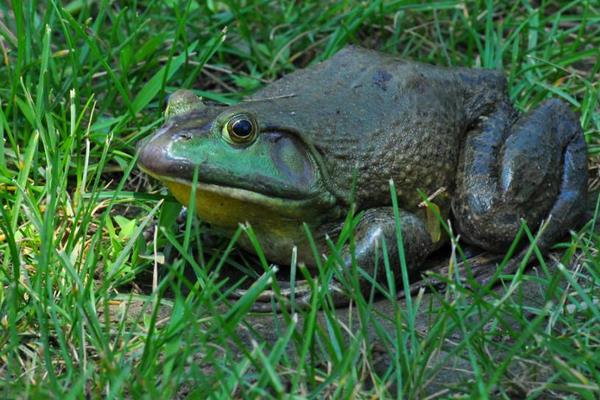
453,99 -> 587,252
262,207 -> 435,309
335,207 -> 435,298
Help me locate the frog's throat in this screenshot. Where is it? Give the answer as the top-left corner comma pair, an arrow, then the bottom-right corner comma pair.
149,174 -> 335,230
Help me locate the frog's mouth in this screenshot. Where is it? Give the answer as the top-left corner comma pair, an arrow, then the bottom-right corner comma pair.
139,166 -> 336,229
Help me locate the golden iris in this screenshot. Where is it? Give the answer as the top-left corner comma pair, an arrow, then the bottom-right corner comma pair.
222,114 -> 257,144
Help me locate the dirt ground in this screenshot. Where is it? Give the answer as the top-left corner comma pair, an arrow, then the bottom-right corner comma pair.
101,250 -> 581,397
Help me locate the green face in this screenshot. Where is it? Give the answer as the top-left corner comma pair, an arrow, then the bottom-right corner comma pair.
137,90 -> 335,230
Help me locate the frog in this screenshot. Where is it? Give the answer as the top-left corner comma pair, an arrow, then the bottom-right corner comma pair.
137,46 -> 587,307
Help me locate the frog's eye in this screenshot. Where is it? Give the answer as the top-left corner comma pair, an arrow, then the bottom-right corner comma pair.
222,114 -> 258,145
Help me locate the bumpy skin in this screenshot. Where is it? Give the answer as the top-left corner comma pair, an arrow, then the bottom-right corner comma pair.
137,46 -> 587,304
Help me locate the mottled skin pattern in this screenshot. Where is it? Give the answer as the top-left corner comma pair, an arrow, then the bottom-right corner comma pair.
138,46 -> 587,306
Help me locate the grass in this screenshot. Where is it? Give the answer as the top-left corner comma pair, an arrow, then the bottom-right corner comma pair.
0,0 -> 599,398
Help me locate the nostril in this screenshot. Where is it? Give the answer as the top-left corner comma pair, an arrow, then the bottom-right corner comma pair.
173,132 -> 192,141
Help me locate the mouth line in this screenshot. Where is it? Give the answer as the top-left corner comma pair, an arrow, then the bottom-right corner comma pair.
138,164 -> 322,205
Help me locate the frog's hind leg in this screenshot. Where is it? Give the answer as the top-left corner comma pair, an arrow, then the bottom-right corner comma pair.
452,99 -> 588,253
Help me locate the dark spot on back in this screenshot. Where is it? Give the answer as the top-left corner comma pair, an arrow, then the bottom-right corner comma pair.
372,69 -> 392,91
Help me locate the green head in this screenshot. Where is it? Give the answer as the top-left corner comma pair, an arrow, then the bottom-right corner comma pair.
137,90 -> 336,230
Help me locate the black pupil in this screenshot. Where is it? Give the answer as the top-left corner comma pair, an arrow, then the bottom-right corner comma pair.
232,119 -> 253,137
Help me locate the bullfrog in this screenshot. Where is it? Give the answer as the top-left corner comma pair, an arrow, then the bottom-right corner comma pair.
137,46 -> 587,305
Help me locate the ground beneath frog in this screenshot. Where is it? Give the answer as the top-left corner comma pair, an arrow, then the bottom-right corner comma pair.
101,251 -> 587,398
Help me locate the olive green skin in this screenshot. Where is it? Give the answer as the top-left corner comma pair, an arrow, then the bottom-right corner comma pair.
138,46 -> 587,300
